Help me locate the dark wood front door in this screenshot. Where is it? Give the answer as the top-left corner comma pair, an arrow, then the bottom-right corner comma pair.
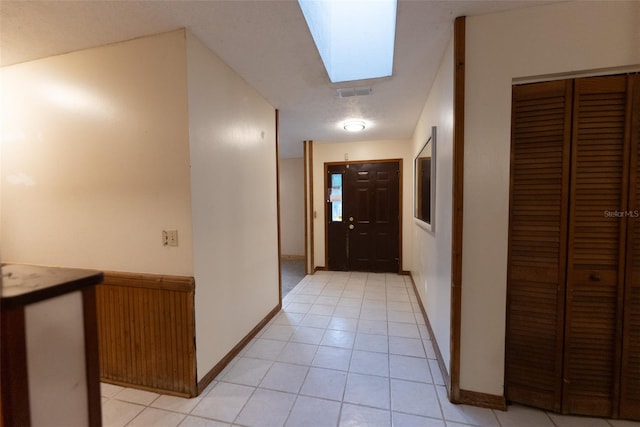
326,161 -> 400,273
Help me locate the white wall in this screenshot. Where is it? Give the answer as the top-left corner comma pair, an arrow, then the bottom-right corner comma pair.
0,30 -> 194,275
279,157 -> 305,257
411,37 -> 454,378
186,32 -> 280,381
2,27 -> 283,384
462,1 -> 640,395
312,139 -> 412,271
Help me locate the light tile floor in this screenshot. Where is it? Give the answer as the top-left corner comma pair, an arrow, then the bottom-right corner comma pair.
101,271 -> 640,427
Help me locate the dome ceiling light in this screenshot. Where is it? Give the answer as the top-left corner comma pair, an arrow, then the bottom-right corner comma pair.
343,120 -> 366,132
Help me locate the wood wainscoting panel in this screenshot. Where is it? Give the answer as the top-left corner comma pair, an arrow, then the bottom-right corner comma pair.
96,272 -> 196,397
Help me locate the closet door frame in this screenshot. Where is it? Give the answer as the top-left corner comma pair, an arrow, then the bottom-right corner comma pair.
507,73 -> 639,420
621,74 -> 640,420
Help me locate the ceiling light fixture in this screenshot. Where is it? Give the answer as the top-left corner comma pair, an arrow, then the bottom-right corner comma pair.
344,120 -> 366,132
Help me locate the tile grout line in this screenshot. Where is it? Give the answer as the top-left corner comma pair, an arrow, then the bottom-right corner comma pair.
285,272 -> 346,427
385,275 -> 394,425
104,272 -> 466,426
287,276 -> 335,427
334,271 -> 353,427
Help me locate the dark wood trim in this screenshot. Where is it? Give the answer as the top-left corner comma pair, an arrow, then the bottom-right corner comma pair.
398,159 -> 404,273
323,159 -> 403,273
458,389 -> 507,411
450,15 -> 466,402
400,270 -> 411,276
101,271 -> 194,292
196,303 -> 281,394
82,287 -> 103,427
612,75 -> 636,419
310,140 -> 315,273
323,162 -> 331,271
621,74 -> 640,421
324,159 -> 402,166
275,109 -> 283,303
407,274 -> 450,389
304,141 -> 310,275
314,266 -> 327,272
1,307 -> 30,427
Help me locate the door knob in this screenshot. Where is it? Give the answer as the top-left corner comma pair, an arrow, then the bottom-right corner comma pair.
349,217 -> 354,222
349,224 -> 355,230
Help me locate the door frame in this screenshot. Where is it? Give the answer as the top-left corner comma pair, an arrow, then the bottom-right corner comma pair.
323,158 -> 403,273
303,140 -> 313,275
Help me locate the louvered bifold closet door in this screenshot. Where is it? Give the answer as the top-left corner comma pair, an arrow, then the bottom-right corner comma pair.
506,80 -> 572,412
564,76 -> 631,417
622,75 -> 640,420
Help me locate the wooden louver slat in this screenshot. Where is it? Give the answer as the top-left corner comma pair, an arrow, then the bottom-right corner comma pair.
564,75 -> 631,417
506,80 -> 572,412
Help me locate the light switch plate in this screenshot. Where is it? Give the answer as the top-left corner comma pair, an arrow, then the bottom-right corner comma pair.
162,230 -> 178,247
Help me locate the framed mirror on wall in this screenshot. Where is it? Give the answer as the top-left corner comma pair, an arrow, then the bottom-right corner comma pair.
415,126 -> 436,231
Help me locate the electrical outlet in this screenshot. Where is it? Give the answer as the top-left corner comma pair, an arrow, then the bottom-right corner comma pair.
162,230 -> 178,247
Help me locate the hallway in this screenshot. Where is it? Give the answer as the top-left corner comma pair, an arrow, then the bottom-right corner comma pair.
101,271 -> 640,427
281,258 -> 306,298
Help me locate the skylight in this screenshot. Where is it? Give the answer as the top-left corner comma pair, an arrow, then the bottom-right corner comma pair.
298,0 -> 397,83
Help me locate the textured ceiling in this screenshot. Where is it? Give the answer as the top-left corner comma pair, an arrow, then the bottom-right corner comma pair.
0,0 -> 559,157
